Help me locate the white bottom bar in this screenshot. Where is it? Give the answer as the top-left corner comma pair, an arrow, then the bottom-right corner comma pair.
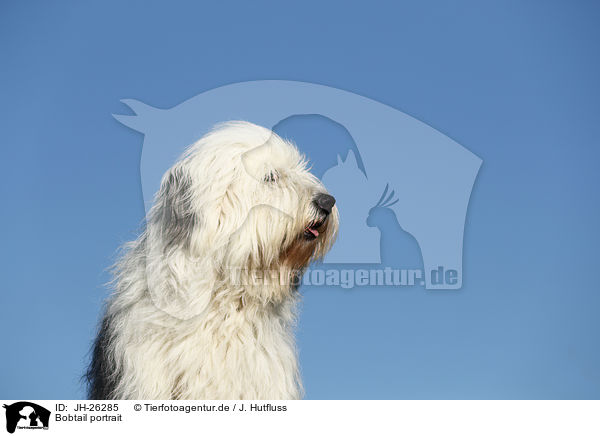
1,400 -> 597,436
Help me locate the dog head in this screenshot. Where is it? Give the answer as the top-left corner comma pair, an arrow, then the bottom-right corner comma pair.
144,121 -> 338,317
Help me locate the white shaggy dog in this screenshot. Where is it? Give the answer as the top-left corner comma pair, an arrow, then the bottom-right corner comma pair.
86,121 -> 339,399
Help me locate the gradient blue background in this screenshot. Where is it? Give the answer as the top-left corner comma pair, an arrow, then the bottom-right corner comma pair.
1,1 -> 599,399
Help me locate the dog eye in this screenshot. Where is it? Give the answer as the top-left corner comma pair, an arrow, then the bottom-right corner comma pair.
264,171 -> 279,183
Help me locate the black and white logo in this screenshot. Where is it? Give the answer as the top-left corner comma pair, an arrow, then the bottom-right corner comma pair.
3,402 -> 50,434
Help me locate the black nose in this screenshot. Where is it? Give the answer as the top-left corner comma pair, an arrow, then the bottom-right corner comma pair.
315,193 -> 336,214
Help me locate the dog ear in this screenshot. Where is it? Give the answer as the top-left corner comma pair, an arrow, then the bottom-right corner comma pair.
144,165 -> 213,320
153,166 -> 196,252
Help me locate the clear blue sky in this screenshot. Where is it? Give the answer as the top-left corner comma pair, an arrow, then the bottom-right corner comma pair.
1,0 -> 599,399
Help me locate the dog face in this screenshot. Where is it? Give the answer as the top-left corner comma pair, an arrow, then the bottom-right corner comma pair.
233,129 -> 339,271
145,122 -> 338,315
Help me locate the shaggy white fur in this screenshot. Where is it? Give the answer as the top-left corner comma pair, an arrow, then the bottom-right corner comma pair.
87,121 -> 338,400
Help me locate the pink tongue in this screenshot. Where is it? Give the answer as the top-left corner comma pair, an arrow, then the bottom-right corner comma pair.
308,228 -> 319,237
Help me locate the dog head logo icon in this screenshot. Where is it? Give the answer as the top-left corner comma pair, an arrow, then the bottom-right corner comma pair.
3,402 -> 50,433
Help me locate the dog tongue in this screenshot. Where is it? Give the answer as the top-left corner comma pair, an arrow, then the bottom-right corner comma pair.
308,228 -> 319,237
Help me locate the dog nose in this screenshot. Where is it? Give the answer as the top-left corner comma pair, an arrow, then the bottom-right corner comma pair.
315,193 -> 336,214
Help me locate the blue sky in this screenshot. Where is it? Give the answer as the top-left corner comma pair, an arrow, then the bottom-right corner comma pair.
1,0 -> 599,399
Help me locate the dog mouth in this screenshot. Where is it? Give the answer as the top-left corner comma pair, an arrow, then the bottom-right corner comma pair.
303,217 -> 326,241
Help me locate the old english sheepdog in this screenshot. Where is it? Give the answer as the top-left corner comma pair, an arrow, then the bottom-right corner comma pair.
86,121 -> 339,399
